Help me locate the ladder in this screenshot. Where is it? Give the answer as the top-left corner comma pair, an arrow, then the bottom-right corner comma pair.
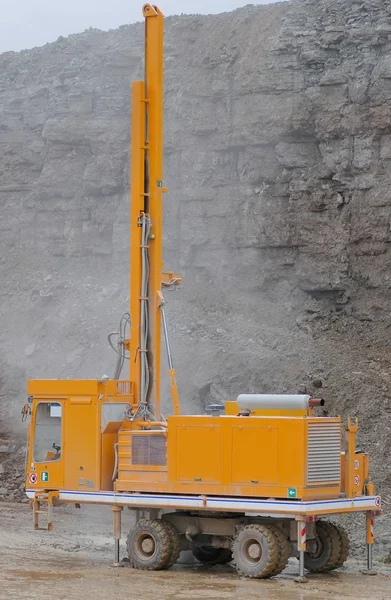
33,491 -> 58,531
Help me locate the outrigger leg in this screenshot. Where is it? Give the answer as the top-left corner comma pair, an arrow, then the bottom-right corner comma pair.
362,511 -> 377,576
112,505 -> 124,567
294,517 -> 308,583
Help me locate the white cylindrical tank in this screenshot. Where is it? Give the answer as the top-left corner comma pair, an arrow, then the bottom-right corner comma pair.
237,394 -> 312,411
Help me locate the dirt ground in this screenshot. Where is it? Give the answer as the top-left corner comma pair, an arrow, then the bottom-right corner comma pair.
0,502 -> 390,600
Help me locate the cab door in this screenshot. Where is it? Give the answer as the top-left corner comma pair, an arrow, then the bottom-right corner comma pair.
26,400 -> 65,490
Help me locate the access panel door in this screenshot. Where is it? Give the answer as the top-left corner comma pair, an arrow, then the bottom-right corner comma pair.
231,427 -> 278,485
64,397 -> 98,491
175,425 -> 222,484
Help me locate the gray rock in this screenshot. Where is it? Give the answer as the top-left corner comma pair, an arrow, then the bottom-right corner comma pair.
276,142 -> 319,168
24,344 -> 35,357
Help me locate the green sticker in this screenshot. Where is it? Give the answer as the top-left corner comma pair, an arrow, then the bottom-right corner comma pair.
288,487 -> 297,499
41,472 -> 49,483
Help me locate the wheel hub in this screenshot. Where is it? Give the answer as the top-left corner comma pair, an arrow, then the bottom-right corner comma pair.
243,538 -> 262,564
141,537 -> 154,553
248,542 -> 261,560
135,533 -> 156,559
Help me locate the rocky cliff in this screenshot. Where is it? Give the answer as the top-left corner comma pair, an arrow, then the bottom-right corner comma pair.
0,0 -> 390,539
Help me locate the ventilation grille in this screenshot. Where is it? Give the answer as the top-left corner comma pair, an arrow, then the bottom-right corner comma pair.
307,421 -> 341,485
132,435 -> 167,466
117,381 -> 132,395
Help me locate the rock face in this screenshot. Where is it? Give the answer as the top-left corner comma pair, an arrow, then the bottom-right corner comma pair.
1,0 -> 391,519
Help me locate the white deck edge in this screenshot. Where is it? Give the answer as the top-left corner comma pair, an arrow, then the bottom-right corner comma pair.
25,490 -> 382,515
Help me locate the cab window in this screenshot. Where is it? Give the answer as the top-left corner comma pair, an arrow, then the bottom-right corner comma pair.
33,402 -> 62,463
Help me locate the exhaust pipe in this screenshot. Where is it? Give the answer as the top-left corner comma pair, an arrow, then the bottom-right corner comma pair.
308,398 -> 325,408
236,394 -> 325,412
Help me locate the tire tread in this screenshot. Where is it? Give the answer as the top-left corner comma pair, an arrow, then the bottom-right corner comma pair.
267,524 -> 292,577
163,520 -> 182,568
304,520 -> 342,573
126,518 -> 173,571
232,524 -> 281,579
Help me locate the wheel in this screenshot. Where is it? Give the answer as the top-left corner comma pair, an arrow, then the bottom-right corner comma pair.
328,523 -> 350,570
304,521 -> 342,573
232,524 -> 280,579
193,546 -> 233,565
163,520 -> 182,568
267,524 -> 292,577
126,518 -> 173,570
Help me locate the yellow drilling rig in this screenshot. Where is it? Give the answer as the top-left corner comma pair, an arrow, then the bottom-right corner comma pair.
23,4 -> 381,580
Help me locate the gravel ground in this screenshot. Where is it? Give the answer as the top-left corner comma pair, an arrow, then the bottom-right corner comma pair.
1,501 -> 390,600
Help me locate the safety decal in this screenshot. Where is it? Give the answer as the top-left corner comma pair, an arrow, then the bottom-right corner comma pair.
29,473 -> 38,484
354,475 -> 360,486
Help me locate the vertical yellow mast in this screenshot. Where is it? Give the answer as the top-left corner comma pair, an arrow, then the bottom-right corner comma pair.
143,4 -> 165,417
129,4 -> 165,419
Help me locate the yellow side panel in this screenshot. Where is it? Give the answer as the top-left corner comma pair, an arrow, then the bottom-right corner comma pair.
120,471 -> 168,484
64,401 -> 99,491
70,396 -> 92,405
346,452 -> 368,497
101,433 -> 116,491
176,425 -> 221,483
231,427 -> 278,485
276,419 -> 306,489
28,380 -> 100,396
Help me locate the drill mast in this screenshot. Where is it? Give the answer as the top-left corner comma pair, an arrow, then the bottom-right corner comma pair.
129,4 -> 179,419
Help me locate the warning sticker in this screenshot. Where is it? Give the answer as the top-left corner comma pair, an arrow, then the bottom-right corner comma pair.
354,475 -> 360,486
29,473 -> 38,484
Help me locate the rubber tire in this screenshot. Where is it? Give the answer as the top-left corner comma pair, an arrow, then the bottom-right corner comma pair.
163,520 -> 182,568
193,546 -> 233,565
328,523 -> 350,570
233,524 -> 280,579
304,521 -> 342,573
127,518 -> 173,570
267,524 -> 292,577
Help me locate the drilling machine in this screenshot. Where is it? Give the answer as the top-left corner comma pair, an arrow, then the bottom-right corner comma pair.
23,4 -> 381,580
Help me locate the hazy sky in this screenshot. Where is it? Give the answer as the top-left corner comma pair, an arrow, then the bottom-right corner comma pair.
0,1 -> 279,53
